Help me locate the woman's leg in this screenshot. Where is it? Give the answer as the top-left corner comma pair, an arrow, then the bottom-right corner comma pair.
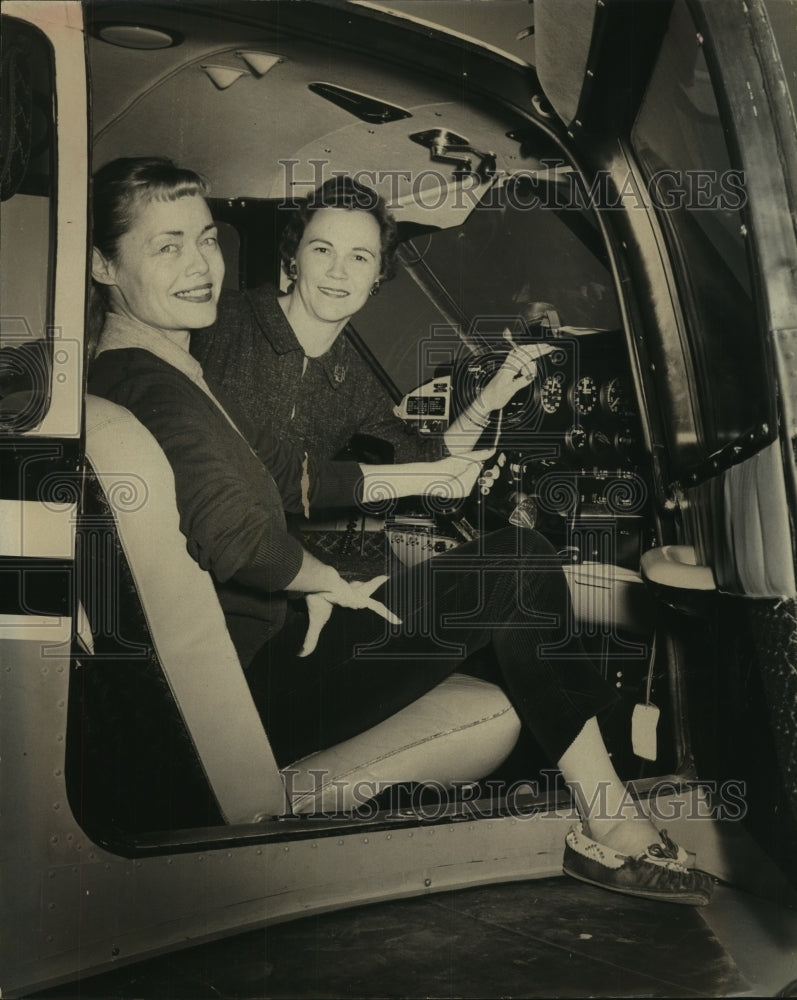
253,526 -> 616,770
248,575 -> 486,766
461,531 -> 672,854
253,527 -> 710,900
558,716 -> 662,855
422,528 -> 695,860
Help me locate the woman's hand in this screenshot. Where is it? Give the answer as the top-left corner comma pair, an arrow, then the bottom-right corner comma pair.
360,450 -> 492,503
478,343 -> 554,413
427,449 -> 495,500
299,574 -> 401,656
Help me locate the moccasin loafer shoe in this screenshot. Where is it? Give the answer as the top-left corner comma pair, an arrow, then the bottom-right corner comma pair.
647,827 -> 696,868
562,823 -> 713,906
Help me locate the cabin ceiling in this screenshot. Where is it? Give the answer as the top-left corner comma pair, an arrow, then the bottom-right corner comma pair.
363,0 -> 537,66
89,1 -> 544,215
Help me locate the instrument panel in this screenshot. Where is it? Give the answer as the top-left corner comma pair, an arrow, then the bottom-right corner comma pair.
459,329 -> 643,470
393,330 -> 647,568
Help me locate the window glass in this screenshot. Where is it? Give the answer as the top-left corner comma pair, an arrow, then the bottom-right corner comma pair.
0,16 -> 56,430
356,179 -> 620,397
631,0 -> 766,461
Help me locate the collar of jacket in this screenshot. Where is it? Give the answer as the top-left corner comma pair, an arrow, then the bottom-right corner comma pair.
245,285 -> 350,391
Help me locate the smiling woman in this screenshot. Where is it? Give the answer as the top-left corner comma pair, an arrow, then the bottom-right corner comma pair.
82,157 -> 713,906
193,176 -> 553,479
285,208 -> 382,337
90,160 -> 222,331
4,0 -> 797,993
279,177 -> 398,349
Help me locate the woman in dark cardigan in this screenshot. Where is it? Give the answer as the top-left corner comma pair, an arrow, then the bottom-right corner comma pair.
87,156 -> 712,906
191,176 -> 551,473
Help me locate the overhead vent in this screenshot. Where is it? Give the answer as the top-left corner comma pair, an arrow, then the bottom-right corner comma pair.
308,83 -> 412,124
200,65 -> 249,91
237,51 -> 282,77
199,52 -> 283,90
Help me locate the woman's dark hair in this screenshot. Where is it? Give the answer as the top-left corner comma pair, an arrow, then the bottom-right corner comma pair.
89,157 -> 209,359
278,175 -> 399,282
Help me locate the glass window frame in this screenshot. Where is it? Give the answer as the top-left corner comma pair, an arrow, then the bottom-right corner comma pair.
628,0 -> 775,470
0,13 -> 58,434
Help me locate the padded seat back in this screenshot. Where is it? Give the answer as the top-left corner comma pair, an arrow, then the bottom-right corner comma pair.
83,395 -> 520,823
84,394 -> 287,822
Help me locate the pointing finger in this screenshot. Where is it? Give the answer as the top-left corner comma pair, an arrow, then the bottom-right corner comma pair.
364,597 -> 402,626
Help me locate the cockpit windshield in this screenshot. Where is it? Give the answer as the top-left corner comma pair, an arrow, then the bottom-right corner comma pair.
631,0 -> 772,467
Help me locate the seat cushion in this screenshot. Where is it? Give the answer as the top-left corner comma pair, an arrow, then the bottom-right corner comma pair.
284,674 -> 521,814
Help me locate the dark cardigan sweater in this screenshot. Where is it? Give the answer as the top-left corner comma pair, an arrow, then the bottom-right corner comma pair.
88,347 -> 363,664
191,286 -> 441,463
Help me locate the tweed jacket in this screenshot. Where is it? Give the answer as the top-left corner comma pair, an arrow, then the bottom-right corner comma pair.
191,285 -> 440,464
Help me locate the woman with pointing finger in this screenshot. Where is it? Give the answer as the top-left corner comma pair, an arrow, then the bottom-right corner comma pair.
88,158 -> 712,908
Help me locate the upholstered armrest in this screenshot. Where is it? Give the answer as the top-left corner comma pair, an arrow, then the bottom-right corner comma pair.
640,546 -> 717,591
